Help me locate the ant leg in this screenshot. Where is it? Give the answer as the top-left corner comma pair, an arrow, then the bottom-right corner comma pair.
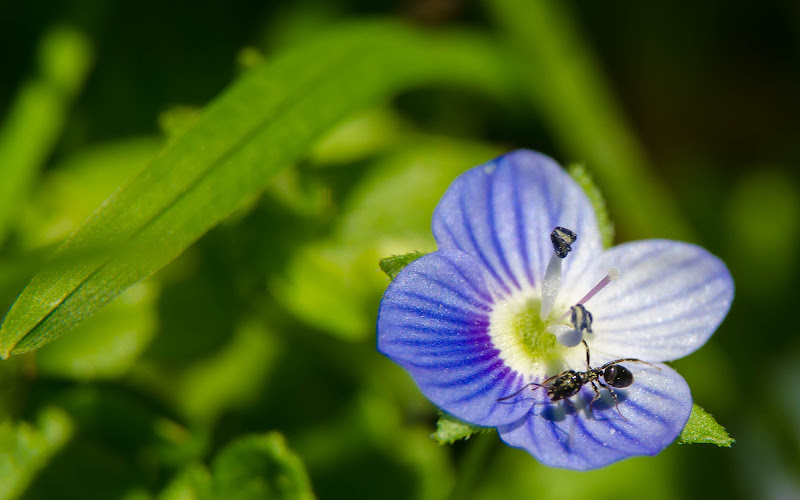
582,339 -> 591,368
597,379 -> 628,420
588,380 -> 602,414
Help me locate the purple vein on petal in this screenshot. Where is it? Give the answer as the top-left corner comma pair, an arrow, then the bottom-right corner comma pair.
570,414 -> 630,452
584,420 -> 638,449
393,286 -> 490,315
601,293 -> 730,336
619,399 -> 671,425
546,413 -> 573,455
424,357 -> 506,387
401,270 -> 492,312
384,335 -> 491,349
438,255 -> 496,305
628,381 -> 683,406
382,305 -> 487,327
487,168 -> 522,292
404,348 -> 498,369
447,365 -> 517,405
510,161 -> 536,288
617,256 -> 711,297
600,270 -> 729,322
458,191 -> 512,296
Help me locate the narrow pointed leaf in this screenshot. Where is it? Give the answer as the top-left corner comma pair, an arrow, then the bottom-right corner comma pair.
0,21 -> 515,356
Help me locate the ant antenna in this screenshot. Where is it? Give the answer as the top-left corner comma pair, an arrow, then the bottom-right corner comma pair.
496,381 -> 544,403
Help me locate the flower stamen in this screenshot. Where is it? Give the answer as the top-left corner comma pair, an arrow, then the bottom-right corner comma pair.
558,268 -> 619,321
540,227 -> 576,318
570,304 -> 593,333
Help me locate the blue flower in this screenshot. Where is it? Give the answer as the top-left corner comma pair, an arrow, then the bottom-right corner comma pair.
377,150 -> 734,470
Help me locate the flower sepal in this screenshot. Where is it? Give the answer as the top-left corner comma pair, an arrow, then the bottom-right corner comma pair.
379,251 -> 428,281
431,412 -> 492,445
677,403 -> 734,447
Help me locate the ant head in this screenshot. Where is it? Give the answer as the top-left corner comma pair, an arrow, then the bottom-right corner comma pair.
603,364 -> 633,388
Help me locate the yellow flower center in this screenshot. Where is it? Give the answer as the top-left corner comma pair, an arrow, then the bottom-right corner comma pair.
489,295 -> 568,376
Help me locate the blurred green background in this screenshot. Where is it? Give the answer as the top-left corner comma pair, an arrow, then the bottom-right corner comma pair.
1,1 -> 798,499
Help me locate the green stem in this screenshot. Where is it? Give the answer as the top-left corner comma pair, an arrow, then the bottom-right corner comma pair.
448,432 -> 497,500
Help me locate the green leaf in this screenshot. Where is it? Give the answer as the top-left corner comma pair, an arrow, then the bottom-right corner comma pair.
35,281 -> 159,380
16,137 -> 161,249
677,403 -> 734,447
380,252 -> 427,281
0,407 -> 75,500
173,320 -> 280,423
0,21 -> 516,357
212,432 -> 315,500
568,163 -> 614,248
272,242 -> 379,341
431,413 -> 491,445
271,139 -> 497,341
157,464 -> 212,500
157,106 -> 201,138
0,25 -> 92,245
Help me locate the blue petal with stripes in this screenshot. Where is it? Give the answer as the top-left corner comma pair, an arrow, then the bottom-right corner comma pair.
376,149 -> 733,470
432,150 -> 602,298
497,361 -> 691,470
559,240 -> 734,362
378,250 -> 534,426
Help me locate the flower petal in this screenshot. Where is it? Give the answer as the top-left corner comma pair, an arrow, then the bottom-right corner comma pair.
561,240 -> 734,361
497,362 -> 691,470
432,150 -> 602,298
377,250 -> 533,426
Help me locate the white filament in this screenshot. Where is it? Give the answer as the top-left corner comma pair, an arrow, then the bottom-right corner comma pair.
559,267 -> 620,321
540,253 -> 562,319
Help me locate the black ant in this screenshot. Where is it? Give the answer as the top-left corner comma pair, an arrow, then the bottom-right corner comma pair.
498,340 -> 658,419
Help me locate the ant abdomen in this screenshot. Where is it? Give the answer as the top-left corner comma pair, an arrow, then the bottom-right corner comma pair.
603,364 -> 634,388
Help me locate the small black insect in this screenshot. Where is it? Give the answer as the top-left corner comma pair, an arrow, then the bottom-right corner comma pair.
498,341 -> 657,418
550,226 -> 577,258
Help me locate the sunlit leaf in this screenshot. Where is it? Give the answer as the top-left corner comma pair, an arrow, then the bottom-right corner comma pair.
211,433 -> 315,500
271,242 -> 378,341
0,21 -> 515,356
16,137 -> 161,249
0,407 -> 74,500
0,26 -> 92,245
272,139 -> 496,340
157,464 -> 212,500
35,282 -> 159,380
174,320 -> 279,423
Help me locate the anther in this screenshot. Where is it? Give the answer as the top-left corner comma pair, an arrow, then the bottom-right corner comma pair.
570,304 -> 593,334
550,227 -> 577,259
